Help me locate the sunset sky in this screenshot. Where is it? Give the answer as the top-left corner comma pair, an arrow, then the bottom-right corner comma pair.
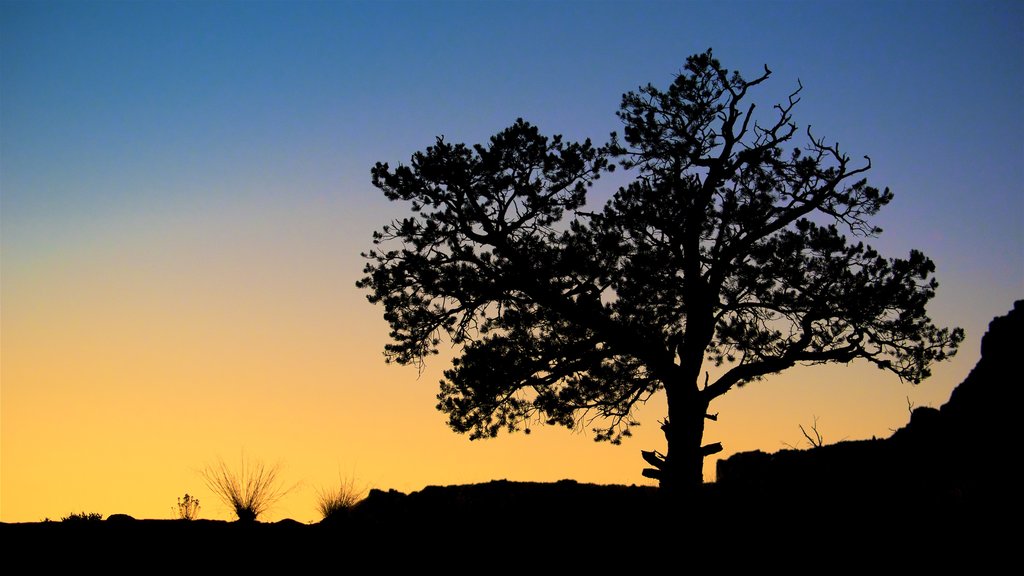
2,0 -> 1021,524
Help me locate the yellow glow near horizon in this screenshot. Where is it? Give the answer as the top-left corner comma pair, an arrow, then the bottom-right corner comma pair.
1,191 -> 981,523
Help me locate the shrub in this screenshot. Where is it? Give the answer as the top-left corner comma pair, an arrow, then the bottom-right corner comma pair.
61,512 -> 103,522
200,454 -> 295,522
315,474 -> 366,522
175,493 -> 201,520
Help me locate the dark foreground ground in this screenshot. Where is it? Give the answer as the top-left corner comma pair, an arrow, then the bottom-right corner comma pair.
0,479 -> 1006,570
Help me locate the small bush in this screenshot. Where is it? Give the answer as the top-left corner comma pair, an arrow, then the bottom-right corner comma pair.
201,454 -> 295,522
61,512 -> 103,522
316,475 -> 366,522
175,493 -> 201,520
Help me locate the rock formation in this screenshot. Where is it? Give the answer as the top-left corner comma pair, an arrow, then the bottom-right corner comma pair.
715,299 -> 1021,510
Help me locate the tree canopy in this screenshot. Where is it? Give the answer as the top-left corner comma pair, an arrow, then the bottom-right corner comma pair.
357,49 -> 964,491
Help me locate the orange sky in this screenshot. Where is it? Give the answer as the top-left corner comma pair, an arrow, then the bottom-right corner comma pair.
0,192 -> 988,523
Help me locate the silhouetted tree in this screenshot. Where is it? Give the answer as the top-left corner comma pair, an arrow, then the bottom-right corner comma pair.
358,50 -> 964,496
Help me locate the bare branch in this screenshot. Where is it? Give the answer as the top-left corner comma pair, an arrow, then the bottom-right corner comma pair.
799,415 -> 825,448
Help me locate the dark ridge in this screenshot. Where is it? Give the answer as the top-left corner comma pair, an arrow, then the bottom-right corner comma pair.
716,299 -> 1021,513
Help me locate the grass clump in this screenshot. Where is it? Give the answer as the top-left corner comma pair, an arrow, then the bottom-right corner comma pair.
315,474 -> 367,523
201,454 -> 295,522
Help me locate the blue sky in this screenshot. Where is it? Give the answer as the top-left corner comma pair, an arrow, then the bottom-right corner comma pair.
5,1 -> 1020,267
1,0 -> 1021,522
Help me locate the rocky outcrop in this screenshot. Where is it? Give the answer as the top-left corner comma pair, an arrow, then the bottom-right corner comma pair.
715,300 -> 1022,509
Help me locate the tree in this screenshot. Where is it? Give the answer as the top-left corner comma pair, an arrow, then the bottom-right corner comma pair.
357,50 -> 964,496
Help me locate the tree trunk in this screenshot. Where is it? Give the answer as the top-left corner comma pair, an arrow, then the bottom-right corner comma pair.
659,384 -> 709,502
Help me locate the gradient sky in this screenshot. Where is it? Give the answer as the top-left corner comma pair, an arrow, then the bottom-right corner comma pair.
2,0 -> 1021,524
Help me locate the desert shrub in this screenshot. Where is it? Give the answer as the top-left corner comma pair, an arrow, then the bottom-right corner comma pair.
315,474 -> 366,522
200,454 -> 295,522
175,493 -> 201,520
61,512 -> 103,522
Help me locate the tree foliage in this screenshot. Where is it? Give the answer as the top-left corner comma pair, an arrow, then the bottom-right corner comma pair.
358,49 -> 963,489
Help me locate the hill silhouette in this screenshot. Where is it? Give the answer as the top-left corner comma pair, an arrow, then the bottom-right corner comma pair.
715,299 -> 1021,510
2,301 -> 1016,567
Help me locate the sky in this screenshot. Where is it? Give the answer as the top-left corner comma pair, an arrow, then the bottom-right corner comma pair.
1,0 -> 1021,524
